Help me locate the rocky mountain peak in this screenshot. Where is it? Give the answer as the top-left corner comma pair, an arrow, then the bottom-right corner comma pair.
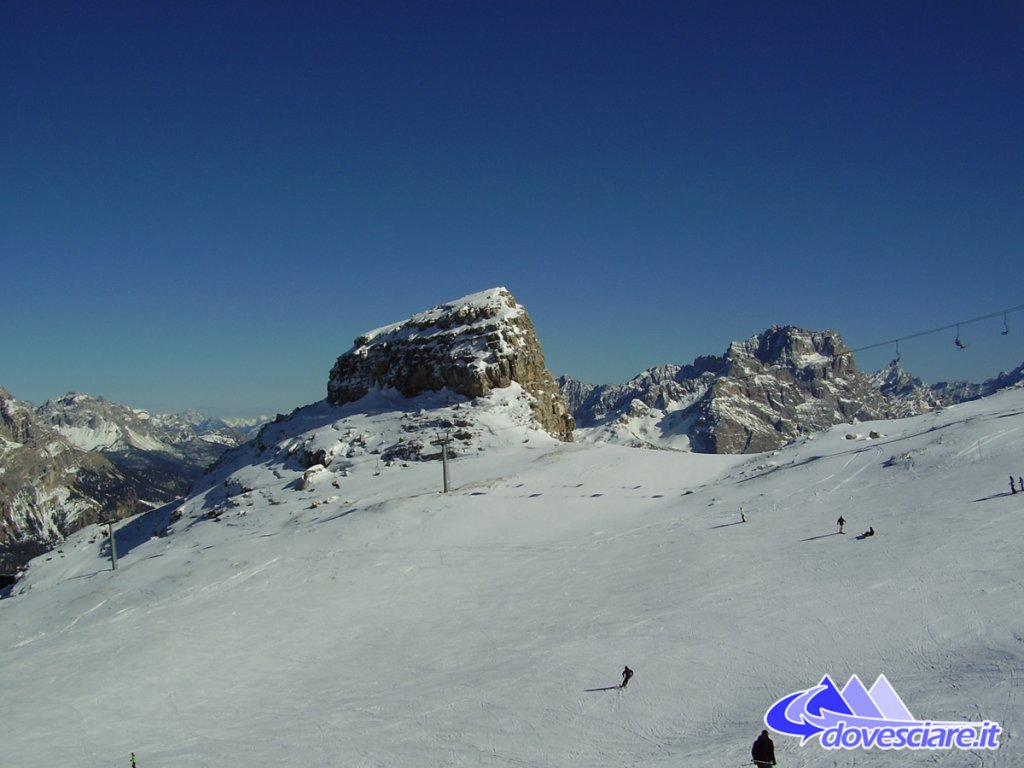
0,390 -> 138,570
327,288 -> 574,440
1,389 -> 264,571
867,363 -> 944,417
694,325 -> 888,452
565,325 -> 894,454
725,325 -> 852,375
1,388 -> 36,444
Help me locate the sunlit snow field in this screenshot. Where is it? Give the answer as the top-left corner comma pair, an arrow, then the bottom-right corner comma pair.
2,385 -> 1022,767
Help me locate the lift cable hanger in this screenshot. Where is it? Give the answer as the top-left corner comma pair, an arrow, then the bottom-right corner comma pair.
849,303 -> 1024,356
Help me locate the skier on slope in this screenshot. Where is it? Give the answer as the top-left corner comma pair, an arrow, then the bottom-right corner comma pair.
836,515 -> 846,534
620,666 -> 633,688
751,729 -> 776,767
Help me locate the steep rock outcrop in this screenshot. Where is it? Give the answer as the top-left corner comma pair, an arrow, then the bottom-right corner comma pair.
690,326 -> 888,452
328,288 -> 574,440
565,326 -> 892,454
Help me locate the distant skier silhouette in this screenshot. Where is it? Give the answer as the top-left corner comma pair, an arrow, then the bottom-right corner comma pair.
1011,476 -> 1017,495
751,729 -> 776,767
836,515 -> 846,534
620,666 -> 633,688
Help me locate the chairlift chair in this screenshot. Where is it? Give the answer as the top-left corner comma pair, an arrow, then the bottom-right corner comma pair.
889,340 -> 901,367
954,324 -> 967,349
1002,313 -> 1010,335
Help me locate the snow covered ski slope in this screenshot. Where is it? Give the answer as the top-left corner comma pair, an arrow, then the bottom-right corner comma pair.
2,385 -> 1022,766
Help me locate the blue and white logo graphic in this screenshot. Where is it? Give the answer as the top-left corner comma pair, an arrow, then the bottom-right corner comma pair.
764,674 -> 1001,751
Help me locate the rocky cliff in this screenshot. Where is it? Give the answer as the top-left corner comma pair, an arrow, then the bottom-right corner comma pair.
690,326 -> 888,452
0,389 -> 263,571
566,326 -> 893,453
327,288 -> 574,440
564,357 -> 726,427
36,392 -> 260,503
0,388 -> 138,570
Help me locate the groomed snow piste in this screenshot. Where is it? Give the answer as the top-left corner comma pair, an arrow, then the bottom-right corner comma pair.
2,384 -> 1022,767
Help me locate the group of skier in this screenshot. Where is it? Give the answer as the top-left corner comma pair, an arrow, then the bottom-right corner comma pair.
837,515 -> 874,538
1010,476 -> 1024,494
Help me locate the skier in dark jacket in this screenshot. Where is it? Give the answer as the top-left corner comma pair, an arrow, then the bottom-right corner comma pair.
620,666 -> 633,688
752,729 -> 776,767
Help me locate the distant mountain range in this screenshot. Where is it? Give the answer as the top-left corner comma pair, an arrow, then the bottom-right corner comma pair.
0,388 -> 262,571
560,324 -> 1024,452
5,289 -> 1022,572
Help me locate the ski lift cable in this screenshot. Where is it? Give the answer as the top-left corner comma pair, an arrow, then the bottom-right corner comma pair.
848,303 -> 1024,355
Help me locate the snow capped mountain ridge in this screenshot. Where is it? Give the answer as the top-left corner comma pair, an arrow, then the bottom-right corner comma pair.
567,325 -> 886,452
7,284 -> 1022,579
328,288 -> 574,439
0,388 -> 138,569
0,389 -> 265,570
567,324 -> 1024,454
357,286 -> 526,346
38,392 -> 262,454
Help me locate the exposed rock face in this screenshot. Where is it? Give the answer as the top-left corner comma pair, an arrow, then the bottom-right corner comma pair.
869,364 -> 946,418
931,362 -> 1024,404
36,392 -> 261,502
0,388 -> 138,570
327,288 -> 574,440
36,393 -> 257,453
870,361 -> 1024,418
0,388 -> 263,571
690,326 -> 889,453
565,326 -> 893,454
564,357 -> 726,428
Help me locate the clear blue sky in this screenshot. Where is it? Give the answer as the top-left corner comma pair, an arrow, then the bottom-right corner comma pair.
4,1 -> 1022,417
